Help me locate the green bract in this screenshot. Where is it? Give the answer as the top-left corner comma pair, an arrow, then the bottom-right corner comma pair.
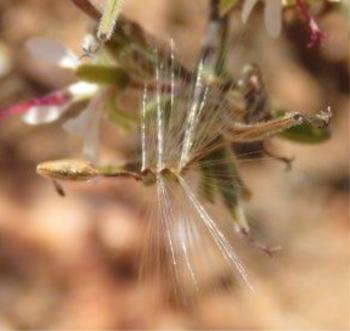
75,64 -> 130,87
98,0 -> 123,41
275,110 -> 331,143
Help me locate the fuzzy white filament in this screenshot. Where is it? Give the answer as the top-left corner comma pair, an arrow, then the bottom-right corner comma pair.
179,61 -> 205,170
140,50 -> 309,296
170,39 -> 175,115
141,85 -> 148,172
156,55 -> 165,172
178,177 -> 254,291
138,45 -> 257,297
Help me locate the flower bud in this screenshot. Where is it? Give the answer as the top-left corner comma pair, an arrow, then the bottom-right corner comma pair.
37,159 -> 98,181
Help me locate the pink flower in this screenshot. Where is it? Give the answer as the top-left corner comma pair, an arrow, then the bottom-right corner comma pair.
0,91 -> 70,122
296,0 -> 327,48
0,37 -> 103,162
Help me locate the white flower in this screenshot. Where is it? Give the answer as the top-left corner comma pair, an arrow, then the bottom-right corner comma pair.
242,0 -> 282,38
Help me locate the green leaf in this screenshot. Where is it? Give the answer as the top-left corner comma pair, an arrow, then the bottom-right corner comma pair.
98,0 -> 123,41
198,161 -> 216,203
219,0 -> 239,16
279,123 -> 331,143
274,110 -> 331,144
76,64 -> 130,87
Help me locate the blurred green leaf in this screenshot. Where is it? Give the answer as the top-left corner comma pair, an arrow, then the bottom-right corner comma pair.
280,123 -> 331,143
76,64 -> 130,87
96,164 -> 124,175
219,0 -> 239,16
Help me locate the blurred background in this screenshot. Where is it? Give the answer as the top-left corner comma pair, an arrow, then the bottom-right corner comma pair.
0,0 -> 348,329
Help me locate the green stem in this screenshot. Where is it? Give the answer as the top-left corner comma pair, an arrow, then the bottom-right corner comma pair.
201,0 -> 230,77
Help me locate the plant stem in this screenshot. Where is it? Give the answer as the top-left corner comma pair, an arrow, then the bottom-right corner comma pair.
201,0 -> 229,77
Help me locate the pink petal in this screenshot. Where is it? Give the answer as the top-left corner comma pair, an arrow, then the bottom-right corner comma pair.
264,0 -> 282,38
0,91 -> 70,121
296,0 -> 327,48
